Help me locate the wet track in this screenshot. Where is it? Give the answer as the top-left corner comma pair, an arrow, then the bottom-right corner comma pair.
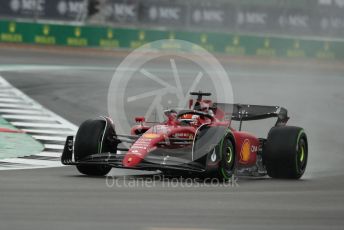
0,47 -> 344,230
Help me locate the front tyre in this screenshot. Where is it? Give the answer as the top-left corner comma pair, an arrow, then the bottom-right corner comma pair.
74,119 -> 112,176
264,126 -> 308,179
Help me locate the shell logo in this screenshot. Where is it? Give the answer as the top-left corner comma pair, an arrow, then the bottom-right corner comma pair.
143,133 -> 160,139
240,139 -> 251,163
169,32 -> 175,40
233,36 -> 240,46
139,31 -> 145,40
9,22 -> 16,33
75,27 -> 81,37
107,29 -> 113,39
43,25 -> 49,36
201,34 -> 208,43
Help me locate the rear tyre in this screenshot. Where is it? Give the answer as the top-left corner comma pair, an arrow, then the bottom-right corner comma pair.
264,126 -> 308,179
74,119 -> 112,176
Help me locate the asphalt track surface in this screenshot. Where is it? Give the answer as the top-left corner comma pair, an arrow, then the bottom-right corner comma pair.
0,47 -> 344,230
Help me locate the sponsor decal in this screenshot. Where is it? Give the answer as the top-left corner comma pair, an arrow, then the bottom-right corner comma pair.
143,133 -> 160,139
256,38 -> 276,57
0,22 -> 22,43
10,0 -> 21,12
320,17 -> 344,30
318,0 -> 344,8
192,34 -> 214,52
279,15 -> 309,28
136,139 -> 151,143
316,41 -> 335,59
67,27 -> 88,46
153,125 -> 170,133
225,36 -> 246,55
34,25 -> 56,45
211,149 -> 217,162
239,139 -> 258,163
237,11 -> 267,25
149,6 -> 181,21
57,0 -> 84,16
131,146 -> 147,150
67,138 -> 73,152
239,139 -> 251,163
287,40 -> 305,58
99,28 -> 119,48
141,2 -> 185,25
109,1 -> 137,22
130,31 -> 148,49
10,0 -> 45,15
251,144 -> 258,153
162,155 -> 170,165
192,8 -> 224,24
160,34 -> 183,50
174,133 -> 193,139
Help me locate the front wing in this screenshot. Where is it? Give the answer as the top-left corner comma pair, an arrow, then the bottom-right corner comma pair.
61,136 -> 207,172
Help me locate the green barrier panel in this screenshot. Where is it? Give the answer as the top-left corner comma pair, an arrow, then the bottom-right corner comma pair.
0,20 -> 343,60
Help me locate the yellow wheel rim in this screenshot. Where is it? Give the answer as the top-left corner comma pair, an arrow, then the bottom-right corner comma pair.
226,147 -> 233,164
300,146 -> 305,162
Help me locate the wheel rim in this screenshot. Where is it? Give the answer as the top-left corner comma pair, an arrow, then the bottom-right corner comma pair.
297,138 -> 307,173
222,139 -> 234,178
226,147 -> 233,164
299,146 -> 305,163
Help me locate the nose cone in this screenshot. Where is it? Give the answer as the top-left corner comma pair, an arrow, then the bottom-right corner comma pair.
123,153 -> 143,167
123,132 -> 164,167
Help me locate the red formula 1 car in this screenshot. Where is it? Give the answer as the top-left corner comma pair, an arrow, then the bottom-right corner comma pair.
62,91 -> 308,180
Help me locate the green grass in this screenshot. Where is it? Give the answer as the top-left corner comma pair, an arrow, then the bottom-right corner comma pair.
0,116 -> 44,159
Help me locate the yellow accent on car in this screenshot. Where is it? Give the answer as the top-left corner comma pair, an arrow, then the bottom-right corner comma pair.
143,133 -> 160,139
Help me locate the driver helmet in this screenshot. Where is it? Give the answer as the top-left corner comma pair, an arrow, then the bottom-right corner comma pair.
179,113 -> 199,125
201,105 -> 214,117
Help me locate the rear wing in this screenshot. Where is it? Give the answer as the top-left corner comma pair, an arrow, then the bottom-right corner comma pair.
214,103 -> 289,127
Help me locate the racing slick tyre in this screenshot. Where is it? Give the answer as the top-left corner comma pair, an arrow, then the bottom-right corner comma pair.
74,119 -> 112,176
205,136 -> 235,181
264,126 -> 308,179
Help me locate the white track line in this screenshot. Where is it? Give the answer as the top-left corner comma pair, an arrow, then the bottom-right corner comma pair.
22,129 -> 75,135
44,144 -> 64,150
1,158 -> 62,167
0,77 -> 77,131
0,103 -> 40,109
2,115 -> 57,121
11,122 -> 73,129
0,109 -> 44,114
0,98 -> 24,103
35,152 -> 62,157
0,93 -> 15,97
0,76 -> 78,170
32,135 -> 67,142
